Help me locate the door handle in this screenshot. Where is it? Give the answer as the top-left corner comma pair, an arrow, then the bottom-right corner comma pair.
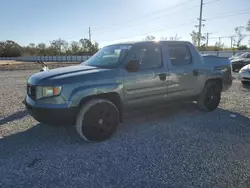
193,69 -> 199,76
158,73 -> 167,81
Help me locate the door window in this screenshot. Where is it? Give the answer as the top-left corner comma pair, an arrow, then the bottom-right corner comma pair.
130,44 -> 162,69
168,45 -> 192,66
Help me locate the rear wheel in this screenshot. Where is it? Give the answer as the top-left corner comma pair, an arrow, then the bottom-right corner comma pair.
76,99 -> 119,142
197,82 -> 221,112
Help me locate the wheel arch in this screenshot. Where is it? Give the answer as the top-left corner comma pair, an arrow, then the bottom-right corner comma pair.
204,78 -> 222,90
78,92 -> 123,122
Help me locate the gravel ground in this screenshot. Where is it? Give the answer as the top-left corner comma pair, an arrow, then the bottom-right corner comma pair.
0,70 -> 250,188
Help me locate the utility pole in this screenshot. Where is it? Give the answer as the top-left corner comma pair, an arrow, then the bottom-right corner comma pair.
230,36 -> 234,48
197,0 -> 205,47
205,32 -> 212,46
88,27 -> 92,42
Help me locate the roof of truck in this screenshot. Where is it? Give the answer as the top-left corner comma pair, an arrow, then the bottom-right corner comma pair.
110,40 -> 192,46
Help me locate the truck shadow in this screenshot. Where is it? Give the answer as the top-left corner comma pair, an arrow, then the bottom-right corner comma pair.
121,102 -> 250,136
1,103 -> 250,159
0,110 -> 28,126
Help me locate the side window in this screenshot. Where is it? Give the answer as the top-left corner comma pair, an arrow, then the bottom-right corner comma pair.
168,45 -> 192,66
131,45 -> 162,69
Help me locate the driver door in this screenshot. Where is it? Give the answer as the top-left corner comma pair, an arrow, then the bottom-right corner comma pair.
122,43 -> 168,108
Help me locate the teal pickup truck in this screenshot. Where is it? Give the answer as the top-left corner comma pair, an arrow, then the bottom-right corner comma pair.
25,41 -> 232,142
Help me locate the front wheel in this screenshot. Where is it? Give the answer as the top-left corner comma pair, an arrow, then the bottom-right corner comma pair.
197,82 -> 221,112
76,99 -> 119,142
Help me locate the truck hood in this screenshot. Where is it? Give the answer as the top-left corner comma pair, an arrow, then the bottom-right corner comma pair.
28,65 -> 107,85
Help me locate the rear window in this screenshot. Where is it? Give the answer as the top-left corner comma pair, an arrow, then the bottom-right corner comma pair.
168,45 -> 192,66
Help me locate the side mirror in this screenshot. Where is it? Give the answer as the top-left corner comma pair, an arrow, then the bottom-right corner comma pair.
125,60 -> 140,72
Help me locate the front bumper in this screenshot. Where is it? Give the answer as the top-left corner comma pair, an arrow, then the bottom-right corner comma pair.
24,97 -> 78,125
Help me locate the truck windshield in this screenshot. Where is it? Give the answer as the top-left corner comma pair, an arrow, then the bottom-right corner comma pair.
82,44 -> 132,68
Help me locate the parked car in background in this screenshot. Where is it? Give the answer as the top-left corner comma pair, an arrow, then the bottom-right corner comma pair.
229,52 -> 246,61
231,52 -> 250,72
24,41 -> 232,142
239,64 -> 250,84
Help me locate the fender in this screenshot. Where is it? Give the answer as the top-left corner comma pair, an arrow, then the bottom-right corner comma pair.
68,83 -> 124,107
195,68 -> 225,94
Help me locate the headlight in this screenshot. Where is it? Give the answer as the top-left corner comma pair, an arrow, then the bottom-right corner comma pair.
36,86 -> 62,99
239,69 -> 247,73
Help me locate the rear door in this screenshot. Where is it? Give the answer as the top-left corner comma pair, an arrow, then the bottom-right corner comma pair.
122,43 -> 168,107
166,44 -> 199,99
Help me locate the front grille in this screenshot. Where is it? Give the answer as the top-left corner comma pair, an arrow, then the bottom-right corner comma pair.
27,84 -> 36,100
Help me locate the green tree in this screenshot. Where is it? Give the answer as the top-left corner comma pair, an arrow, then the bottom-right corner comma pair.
50,38 -> 68,54
79,38 -> 92,53
246,20 -> 250,46
37,43 -> 46,55
238,45 -> 248,50
70,41 -> 80,55
190,30 -> 206,46
79,38 -> 98,55
0,40 -> 22,57
246,20 -> 250,32
0,38 -> 99,57
160,34 -> 181,41
233,26 -> 245,47
144,35 -> 156,41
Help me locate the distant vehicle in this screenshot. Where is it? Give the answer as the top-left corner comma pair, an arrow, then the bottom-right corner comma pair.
24,41 -> 232,142
229,52 -> 246,61
239,64 -> 250,84
231,52 -> 250,72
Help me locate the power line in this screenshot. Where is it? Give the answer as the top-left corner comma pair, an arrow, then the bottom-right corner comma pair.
208,35 -> 250,48
210,35 -> 250,40
206,9 -> 250,20
92,0 -> 197,34
203,0 -> 219,5
99,8 -> 250,37
100,21 -> 197,44
67,2 -> 199,42
97,8 -> 250,44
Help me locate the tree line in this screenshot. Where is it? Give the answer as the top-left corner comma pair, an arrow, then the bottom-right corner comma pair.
144,20 -> 250,51
0,38 -> 99,57
190,19 -> 250,51
1,19 -> 250,57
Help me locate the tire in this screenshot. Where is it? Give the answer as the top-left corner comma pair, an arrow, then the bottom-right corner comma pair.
76,99 -> 119,142
197,82 -> 221,112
